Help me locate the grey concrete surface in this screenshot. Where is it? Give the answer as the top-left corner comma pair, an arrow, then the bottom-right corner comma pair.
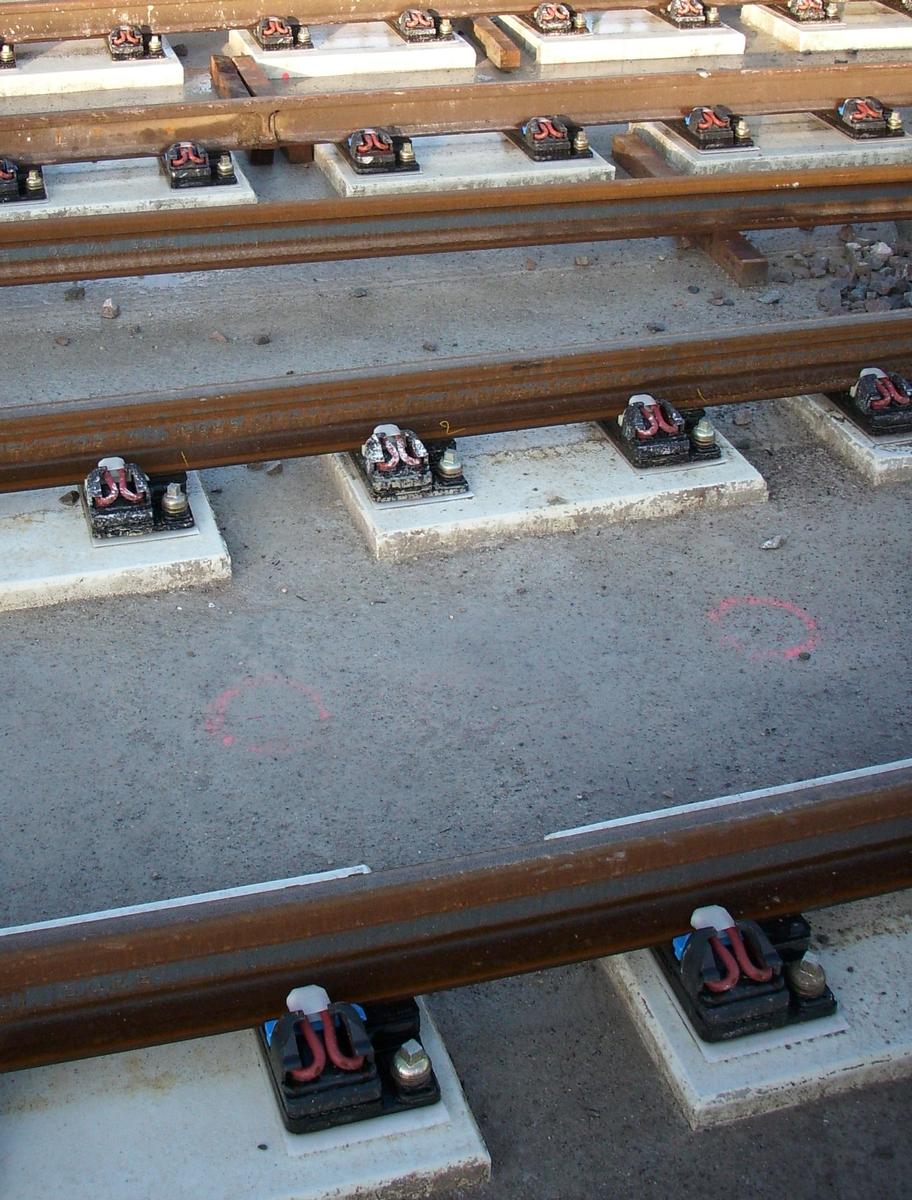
1,220 -> 910,1198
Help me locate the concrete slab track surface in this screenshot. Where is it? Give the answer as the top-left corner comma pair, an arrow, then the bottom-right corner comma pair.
0,224 -> 910,1198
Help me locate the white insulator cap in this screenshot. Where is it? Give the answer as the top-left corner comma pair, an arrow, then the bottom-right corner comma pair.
628,393 -> 657,407
851,366 -> 887,397
97,456 -> 126,472
286,984 -> 330,1015
690,904 -> 735,932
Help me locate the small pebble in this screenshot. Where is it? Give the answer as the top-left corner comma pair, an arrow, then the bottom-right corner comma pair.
687,284 -> 701,294
58,490 -> 80,506
755,290 -> 782,305
265,461 -> 284,476
172,43 -> 188,57
101,298 -> 120,319
761,535 -> 785,550
54,335 -> 70,347
128,324 -> 142,336
524,258 -> 537,270
646,321 -> 666,333
797,651 -> 812,662
280,587 -> 288,594
254,333 -> 271,345
352,287 -> 369,297
64,285 -> 85,302
257,1144 -> 268,1152
422,341 -> 439,352
210,330 -> 229,343
733,410 -> 752,426
574,255 -> 590,267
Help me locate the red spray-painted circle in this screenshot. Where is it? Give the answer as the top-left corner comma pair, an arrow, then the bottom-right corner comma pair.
204,675 -> 331,755
706,595 -> 820,662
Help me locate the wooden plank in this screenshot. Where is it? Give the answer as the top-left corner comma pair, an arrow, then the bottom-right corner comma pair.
233,53 -> 277,96
703,230 -> 769,286
208,53 -> 250,101
468,16 -> 521,71
613,131 -> 768,287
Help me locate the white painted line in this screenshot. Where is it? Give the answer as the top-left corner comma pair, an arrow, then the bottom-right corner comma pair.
545,757 -> 912,840
0,865 -> 371,938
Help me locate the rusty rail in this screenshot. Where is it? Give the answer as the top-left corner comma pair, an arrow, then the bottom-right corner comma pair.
4,160 -> 912,286
4,58 -> 912,163
1,313 -> 910,491
1,759 -> 910,1071
0,0 -> 888,42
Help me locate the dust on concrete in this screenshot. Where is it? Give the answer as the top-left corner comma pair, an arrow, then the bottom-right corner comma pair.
1,220 -> 910,1200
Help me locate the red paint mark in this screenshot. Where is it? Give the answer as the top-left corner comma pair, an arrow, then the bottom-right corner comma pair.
706,595 -> 820,662
204,675 -> 330,755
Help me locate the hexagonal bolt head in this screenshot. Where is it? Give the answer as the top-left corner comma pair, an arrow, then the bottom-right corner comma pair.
785,952 -> 828,999
391,1038 -> 432,1089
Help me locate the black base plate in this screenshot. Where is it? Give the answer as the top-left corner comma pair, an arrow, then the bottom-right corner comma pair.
602,410 -> 723,470
654,913 -> 837,1043
815,109 -> 904,141
654,9 -> 709,27
0,167 -> 46,203
667,119 -> 754,152
768,3 -> 838,23
258,999 -> 442,1135
827,388 -> 912,436
81,471 -> 195,539
351,452 -> 469,503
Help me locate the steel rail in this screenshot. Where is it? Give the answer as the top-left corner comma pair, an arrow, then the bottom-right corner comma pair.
1,312 -> 909,492
4,161 -> 912,287
0,0 -> 881,42
3,59 -> 911,163
1,760 -> 910,1071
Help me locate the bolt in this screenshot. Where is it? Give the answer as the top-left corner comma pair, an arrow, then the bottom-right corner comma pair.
785,952 -> 828,999
25,167 -> 42,191
436,443 -> 463,478
705,4 -> 720,21
825,0 -> 838,16
397,138 -> 416,164
437,15 -> 453,36
691,416 -> 716,447
148,33 -> 162,52
391,1038 -> 432,1090
216,152 -> 234,176
0,43 -> 14,63
161,481 -> 189,515
296,24 -> 311,43
886,107 -> 903,132
571,9 -> 588,29
572,128 -> 590,154
733,116 -> 751,141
